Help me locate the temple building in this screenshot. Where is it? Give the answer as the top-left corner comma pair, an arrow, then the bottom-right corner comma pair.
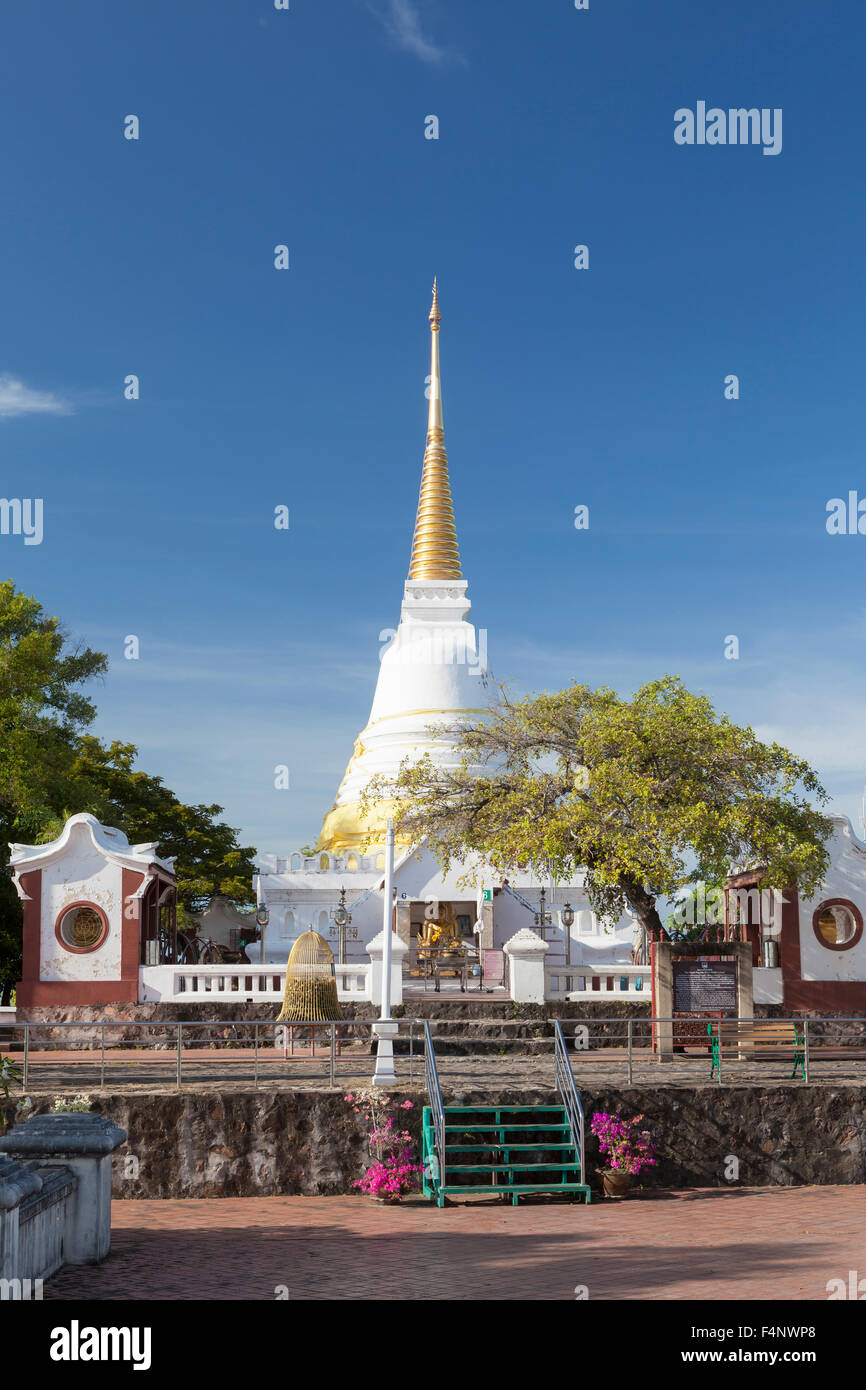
255,285 -> 639,978
9,287 -> 866,1014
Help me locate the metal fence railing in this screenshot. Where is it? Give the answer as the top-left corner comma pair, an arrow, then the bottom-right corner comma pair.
555,1015 -> 866,1084
0,1018 -> 553,1093
2,1019 -> 429,1092
3,1014 -> 864,1091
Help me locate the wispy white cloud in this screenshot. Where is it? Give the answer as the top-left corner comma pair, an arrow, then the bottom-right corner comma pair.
0,374 -> 73,419
368,0 -> 448,64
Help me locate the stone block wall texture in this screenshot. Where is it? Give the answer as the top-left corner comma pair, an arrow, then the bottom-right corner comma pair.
3,1084 -> 864,1197
10,1000 -> 652,1049
12,1002 -> 864,1055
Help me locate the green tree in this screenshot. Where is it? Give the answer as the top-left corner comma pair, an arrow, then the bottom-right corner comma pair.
64,738 -> 257,915
0,582 -> 107,1002
0,580 -> 107,834
0,582 -> 256,1000
363,676 -> 834,938
664,882 -> 727,941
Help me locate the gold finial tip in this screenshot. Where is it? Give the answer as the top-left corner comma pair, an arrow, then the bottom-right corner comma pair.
429,278 -> 441,324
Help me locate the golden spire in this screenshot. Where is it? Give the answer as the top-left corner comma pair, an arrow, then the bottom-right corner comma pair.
408,279 -> 462,580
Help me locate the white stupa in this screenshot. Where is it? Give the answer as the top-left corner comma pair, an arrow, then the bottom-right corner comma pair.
319,278 -> 494,854
256,285 -> 639,976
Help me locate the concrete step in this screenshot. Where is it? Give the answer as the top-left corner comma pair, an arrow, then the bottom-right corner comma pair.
445,1162 -> 581,1173
444,1142 -> 576,1151
418,1020 -> 555,1039
394,1036 -> 554,1056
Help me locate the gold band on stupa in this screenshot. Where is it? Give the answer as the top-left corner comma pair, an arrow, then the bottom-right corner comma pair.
408,279 -> 462,581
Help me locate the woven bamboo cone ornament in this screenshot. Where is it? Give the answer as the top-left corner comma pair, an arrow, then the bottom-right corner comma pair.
276,930 -> 343,1022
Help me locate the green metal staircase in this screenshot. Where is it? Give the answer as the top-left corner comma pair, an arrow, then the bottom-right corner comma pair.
421,1022 -> 592,1207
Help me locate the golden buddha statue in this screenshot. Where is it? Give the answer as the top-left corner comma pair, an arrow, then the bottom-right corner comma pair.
418,902 -> 462,952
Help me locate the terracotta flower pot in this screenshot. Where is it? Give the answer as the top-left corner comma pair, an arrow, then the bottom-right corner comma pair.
601,1168 -> 632,1198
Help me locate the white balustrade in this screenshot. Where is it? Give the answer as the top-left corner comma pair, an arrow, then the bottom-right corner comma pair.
139,963 -> 372,1003
335,964 -> 372,999
545,963 -> 649,1000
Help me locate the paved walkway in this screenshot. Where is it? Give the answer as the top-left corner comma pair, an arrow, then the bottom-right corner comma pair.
46,1186 -> 865,1301
9,1049 -> 866,1091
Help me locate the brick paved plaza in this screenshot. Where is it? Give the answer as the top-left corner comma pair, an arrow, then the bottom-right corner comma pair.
46,1186 -> 866,1301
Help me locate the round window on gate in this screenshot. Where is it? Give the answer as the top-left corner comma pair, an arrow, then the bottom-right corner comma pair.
55,901 -> 109,953
812,899 -> 863,952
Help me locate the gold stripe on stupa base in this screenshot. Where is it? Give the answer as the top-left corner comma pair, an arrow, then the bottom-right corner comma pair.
408,280 -> 462,581
318,797 -> 410,855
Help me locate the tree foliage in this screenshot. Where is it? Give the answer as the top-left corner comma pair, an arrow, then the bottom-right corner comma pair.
0,581 -> 107,838
38,737 -> 257,915
363,676 -> 833,935
0,582 -> 256,1000
664,882 -> 726,941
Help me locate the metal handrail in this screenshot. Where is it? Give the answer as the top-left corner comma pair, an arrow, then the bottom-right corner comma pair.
5,1018 -> 417,1090
6,1016 -> 864,1096
553,1019 -> 585,1184
499,881 -> 537,915
423,1020 -> 445,1192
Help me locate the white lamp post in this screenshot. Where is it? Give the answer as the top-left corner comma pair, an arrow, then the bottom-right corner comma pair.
254,873 -> 269,964
372,818 -> 398,1085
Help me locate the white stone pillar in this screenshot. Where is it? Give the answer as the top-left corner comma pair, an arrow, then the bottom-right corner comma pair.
0,1112 -> 127,1265
367,930 -> 408,1007
504,927 -> 549,1004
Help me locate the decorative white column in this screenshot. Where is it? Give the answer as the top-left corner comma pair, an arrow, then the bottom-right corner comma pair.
367,930 -> 408,1007
504,927 -> 549,1004
372,819 -> 399,1085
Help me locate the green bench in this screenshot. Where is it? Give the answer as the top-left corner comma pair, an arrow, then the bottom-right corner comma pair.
707,1019 -> 805,1081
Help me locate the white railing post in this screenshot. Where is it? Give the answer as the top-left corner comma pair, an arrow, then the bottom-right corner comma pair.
505,929 -> 549,1002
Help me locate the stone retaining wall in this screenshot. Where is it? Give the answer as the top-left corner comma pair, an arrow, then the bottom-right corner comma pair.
12,1001 -> 864,1050
3,1083 -> 864,1195
11,1000 -> 651,1049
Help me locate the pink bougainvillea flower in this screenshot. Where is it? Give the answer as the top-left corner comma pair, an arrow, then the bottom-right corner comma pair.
590,1111 -> 657,1178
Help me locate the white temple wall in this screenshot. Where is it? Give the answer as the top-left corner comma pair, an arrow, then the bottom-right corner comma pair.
391,848 -> 481,902
797,820 -> 866,983
257,858 -> 638,969
39,852 -> 123,984
491,892 -> 535,949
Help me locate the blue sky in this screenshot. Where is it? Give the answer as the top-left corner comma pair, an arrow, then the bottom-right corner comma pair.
1,0 -> 865,857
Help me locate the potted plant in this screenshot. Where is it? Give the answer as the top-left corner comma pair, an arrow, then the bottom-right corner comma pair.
346,1089 -> 422,1202
590,1111 -> 657,1197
